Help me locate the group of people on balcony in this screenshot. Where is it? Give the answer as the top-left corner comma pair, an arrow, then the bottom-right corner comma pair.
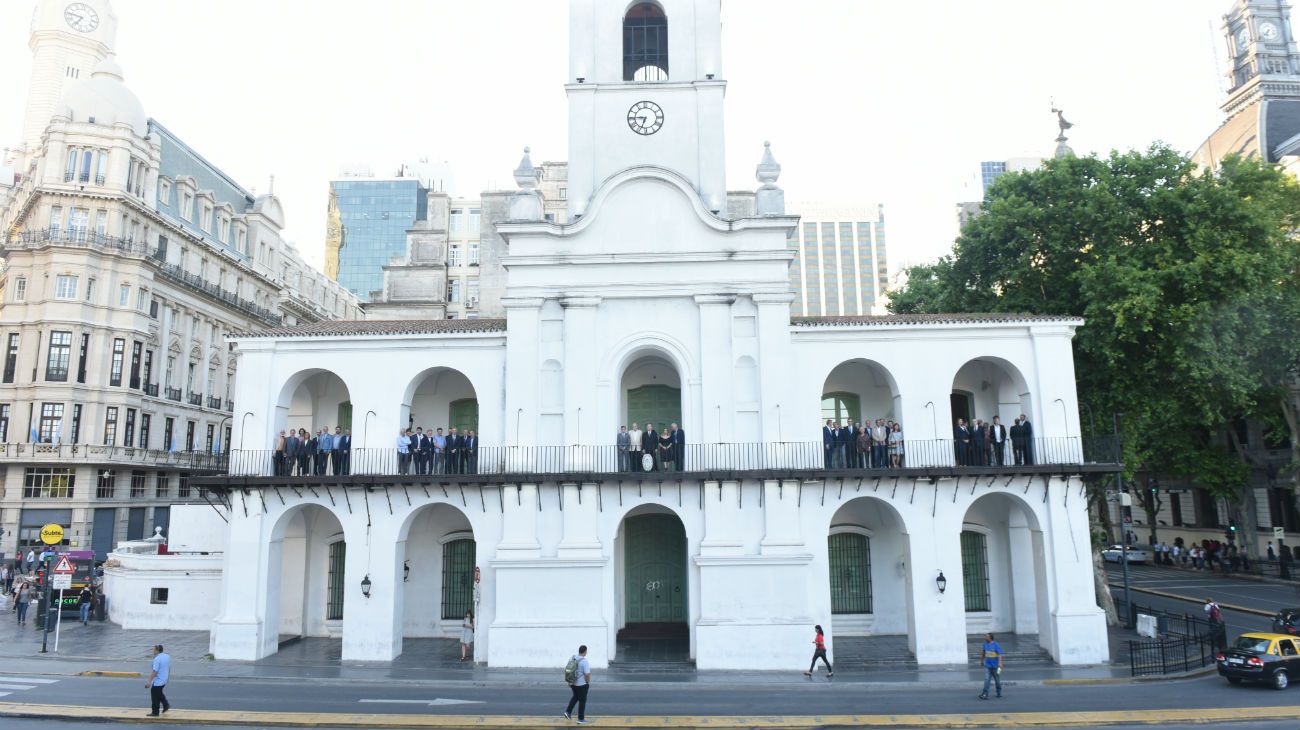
273,427 -> 351,476
396,427 -> 479,475
615,422 -> 686,472
952,415 -> 1034,467
822,419 -> 904,469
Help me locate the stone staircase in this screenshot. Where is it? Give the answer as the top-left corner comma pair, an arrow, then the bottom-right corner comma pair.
831,634 -> 1054,670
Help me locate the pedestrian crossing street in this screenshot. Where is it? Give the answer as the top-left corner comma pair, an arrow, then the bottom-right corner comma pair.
0,675 -> 59,698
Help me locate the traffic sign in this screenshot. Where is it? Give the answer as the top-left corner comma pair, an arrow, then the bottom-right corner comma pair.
51,574 -> 71,590
40,523 -> 64,545
53,556 -> 74,574
1276,526 -> 1287,540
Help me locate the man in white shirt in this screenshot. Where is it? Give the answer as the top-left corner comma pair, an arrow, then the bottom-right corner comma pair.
563,644 -> 592,724
628,423 -> 643,472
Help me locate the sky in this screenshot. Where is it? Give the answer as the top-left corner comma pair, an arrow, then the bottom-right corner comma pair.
0,0 -> 1232,276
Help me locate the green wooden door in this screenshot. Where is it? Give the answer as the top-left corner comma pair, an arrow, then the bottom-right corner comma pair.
626,385 -> 681,429
449,399 -> 479,433
623,514 -> 687,624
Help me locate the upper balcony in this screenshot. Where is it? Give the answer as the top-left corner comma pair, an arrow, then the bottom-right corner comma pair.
0,442 -> 227,472
5,228 -> 151,257
215,436 -> 1120,483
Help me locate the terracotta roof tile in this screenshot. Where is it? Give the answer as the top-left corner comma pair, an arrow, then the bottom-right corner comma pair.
234,319 -> 506,338
792,313 -> 1082,327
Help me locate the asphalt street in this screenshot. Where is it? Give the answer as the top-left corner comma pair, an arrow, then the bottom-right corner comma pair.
1,670 -> 1297,717
1105,562 -> 1300,638
5,724 -> 1298,730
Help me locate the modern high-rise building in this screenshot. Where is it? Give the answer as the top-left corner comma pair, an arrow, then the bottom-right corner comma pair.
957,157 -> 1044,229
785,202 -> 888,317
327,171 -> 430,301
0,0 -> 360,563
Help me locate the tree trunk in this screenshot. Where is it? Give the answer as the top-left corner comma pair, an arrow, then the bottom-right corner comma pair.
1093,549 -> 1118,626
1281,385 -> 1300,519
1226,426 -> 1262,557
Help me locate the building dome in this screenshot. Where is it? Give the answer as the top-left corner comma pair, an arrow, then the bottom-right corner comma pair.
60,56 -> 147,136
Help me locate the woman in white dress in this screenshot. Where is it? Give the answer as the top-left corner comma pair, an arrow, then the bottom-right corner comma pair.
459,610 -> 475,662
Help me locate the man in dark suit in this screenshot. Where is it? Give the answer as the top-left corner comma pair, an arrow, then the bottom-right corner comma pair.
446,428 -> 462,475
412,428 -> 428,475
670,423 -> 685,471
971,420 -> 986,466
643,423 -> 659,472
989,416 -> 1006,466
953,419 -> 970,466
464,430 -> 479,474
1019,414 -> 1035,465
822,420 -> 835,469
336,428 -> 351,475
1010,418 -> 1024,465
834,422 -> 850,469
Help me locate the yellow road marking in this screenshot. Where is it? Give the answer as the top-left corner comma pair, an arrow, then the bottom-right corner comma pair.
3,702 -> 1300,728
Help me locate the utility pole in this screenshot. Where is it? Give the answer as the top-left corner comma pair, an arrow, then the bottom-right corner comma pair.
1114,412 -> 1133,626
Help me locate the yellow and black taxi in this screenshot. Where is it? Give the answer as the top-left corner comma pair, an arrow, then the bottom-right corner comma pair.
1217,632 -> 1300,689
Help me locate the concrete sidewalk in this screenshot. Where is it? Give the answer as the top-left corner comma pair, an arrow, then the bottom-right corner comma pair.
0,601 -> 1152,687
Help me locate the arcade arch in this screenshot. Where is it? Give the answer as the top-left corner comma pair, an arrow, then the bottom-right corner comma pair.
266,504 -> 348,652
277,369 -> 352,438
397,503 -> 477,646
959,493 -> 1050,648
614,504 -> 689,658
826,497 -> 911,636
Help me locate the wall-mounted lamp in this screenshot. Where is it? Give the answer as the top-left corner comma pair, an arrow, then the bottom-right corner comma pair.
361,574 -> 372,598
935,571 -> 948,594
403,561 -> 410,582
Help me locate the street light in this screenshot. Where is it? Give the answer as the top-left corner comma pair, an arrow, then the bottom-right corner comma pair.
239,411 -> 254,450
360,574 -> 372,598
935,571 -> 947,594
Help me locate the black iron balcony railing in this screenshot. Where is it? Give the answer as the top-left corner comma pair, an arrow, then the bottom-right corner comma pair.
150,259 -> 280,326
223,399 -> 234,412
0,442 -> 227,471
144,383 -> 159,397
165,387 -> 182,401
187,393 -> 203,407
207,396 -> 222,410
224,436 -> 1120,479
12,229 -> 150,256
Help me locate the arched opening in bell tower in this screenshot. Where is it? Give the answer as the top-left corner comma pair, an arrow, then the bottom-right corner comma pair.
623,3 -> 669,81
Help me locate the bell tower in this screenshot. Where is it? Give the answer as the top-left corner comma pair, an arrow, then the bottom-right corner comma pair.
22,0 -> 118,152
566,0 -> 726,218
1221,0 -> 1300,115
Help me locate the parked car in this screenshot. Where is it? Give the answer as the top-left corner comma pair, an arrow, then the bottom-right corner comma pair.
1102,544 -> 1150,564
1273,609 -> 1300,637
1217,633 -> 1300,689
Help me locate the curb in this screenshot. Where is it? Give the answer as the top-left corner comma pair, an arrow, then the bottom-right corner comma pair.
4,702 -> 1300,728
1108,584 -> 1275,618
1042,665 -> 1217,685
78,670 -> 142,678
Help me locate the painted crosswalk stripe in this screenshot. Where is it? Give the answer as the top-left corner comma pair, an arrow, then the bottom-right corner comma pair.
0,684 -> 37,691
0,677 -> 59,684
0,693 -> 10,698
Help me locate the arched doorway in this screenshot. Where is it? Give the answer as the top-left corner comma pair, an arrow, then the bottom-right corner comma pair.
950,358 -> 1032,467
824,497 -> 912,665
960,493 -> 1050,655
397,503 -> 476,663
402,367 -> 479,475
821,359 -> 901,469
273,370 -> 352,476
620,352 -> 683,472
266,504 -> 347,656
615,506 -> 688,662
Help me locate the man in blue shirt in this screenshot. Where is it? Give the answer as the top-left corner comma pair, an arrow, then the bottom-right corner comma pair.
145,644 -> 171,716
979,632 -> 1002,699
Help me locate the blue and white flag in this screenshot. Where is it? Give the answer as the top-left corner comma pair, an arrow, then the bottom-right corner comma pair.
29,425 -> 39,443
169,435 -> 178,453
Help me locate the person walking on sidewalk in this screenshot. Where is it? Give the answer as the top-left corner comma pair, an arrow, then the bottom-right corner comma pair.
978,633 -> 1002,699
1204,598 -> 1225,650
459,610 -> 475,662
78,585 -> 94,625
145,644 -> 171,717
803,624 -> 833,677
13,581 -> 31,625
562,644 -> 592,724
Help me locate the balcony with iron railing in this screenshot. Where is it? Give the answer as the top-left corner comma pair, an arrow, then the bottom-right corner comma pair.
148,256 -> 280,326
187,392 -> 203,407
165,387 -> 182,402
144,383 -> 159,397
0,442 -> 227,471
219,436 -> 1122,480
207,396 -> 222,410
8,229 -> 151,257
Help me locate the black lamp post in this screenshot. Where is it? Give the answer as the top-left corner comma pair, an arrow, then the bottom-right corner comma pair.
360,574 -> 372,599
935,571 -> 947,594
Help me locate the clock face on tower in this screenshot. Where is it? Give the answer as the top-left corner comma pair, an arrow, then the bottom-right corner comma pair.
627,101 -> 665,136
64,2 -> 99,33
1260,22 -> 1280,41
1237,28 -> 1251,51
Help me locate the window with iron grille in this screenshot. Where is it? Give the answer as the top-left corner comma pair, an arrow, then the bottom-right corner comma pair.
45,331 -> 71,381
327,540 -> 346,621
96,470 -> 116,499
177,474 -> 190,498
130,470 -> 147,498
441,538 -> 476,620
109,338 -> 124,386
155,472 -> 169,499
623,3 -> 669,81
23,467 -> 75,498
828,531 -> 872,614
961,530 -> 990,612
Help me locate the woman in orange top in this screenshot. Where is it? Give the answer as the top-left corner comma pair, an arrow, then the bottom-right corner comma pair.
804,624 -> 833,677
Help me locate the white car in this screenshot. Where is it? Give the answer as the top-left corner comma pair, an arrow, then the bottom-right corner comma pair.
1102,545 -> 1150,563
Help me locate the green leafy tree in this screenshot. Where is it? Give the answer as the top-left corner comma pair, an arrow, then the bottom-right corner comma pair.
892,146 -> 1300,550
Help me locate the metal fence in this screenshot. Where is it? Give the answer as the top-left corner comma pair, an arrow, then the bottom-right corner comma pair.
0,442 -> 227,471
224,436 -> 1118,478
1113,596 -> 1223,676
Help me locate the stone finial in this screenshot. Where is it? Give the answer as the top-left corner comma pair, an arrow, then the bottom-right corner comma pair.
509,146 -> 544,220
755,141 -> 785,216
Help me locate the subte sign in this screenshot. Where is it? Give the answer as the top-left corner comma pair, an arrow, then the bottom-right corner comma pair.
40,523 -> 64,545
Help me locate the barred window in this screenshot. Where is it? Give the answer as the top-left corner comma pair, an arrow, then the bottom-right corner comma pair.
155,472 -> 169,499
177,474 -> 190,498
961,530 -> 991,612
96,469 -> 116,499
24,467 -> 75,498
130,470 -> 147,498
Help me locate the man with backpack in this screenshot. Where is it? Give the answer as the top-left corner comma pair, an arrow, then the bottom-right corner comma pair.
562,644 -> 591,724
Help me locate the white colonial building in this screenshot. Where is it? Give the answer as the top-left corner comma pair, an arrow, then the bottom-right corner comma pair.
203,0 -> 1115,671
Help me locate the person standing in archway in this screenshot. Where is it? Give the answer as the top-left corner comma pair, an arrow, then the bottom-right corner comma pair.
1019,414 -> 1035,465
459,610 -> 475,662
628,423 -> 643,472
643,423 -> 658,472
616,426 -> 630,472
803,624 -> 833,678
657,428 -> 674,472
670,423 -> 685,471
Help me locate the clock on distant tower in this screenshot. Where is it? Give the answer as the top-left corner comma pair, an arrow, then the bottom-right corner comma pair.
1237,28 -> 1252,51
1260,22 -> 1280,41
627,101 -> 664,136
64,2 -> 99,33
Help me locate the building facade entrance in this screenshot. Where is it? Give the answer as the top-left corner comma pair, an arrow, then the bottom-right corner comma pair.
626,385 -> 681,430
622,514 -> 687,625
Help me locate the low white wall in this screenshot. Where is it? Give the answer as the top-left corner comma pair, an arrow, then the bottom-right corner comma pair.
104,552 -> 224,630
